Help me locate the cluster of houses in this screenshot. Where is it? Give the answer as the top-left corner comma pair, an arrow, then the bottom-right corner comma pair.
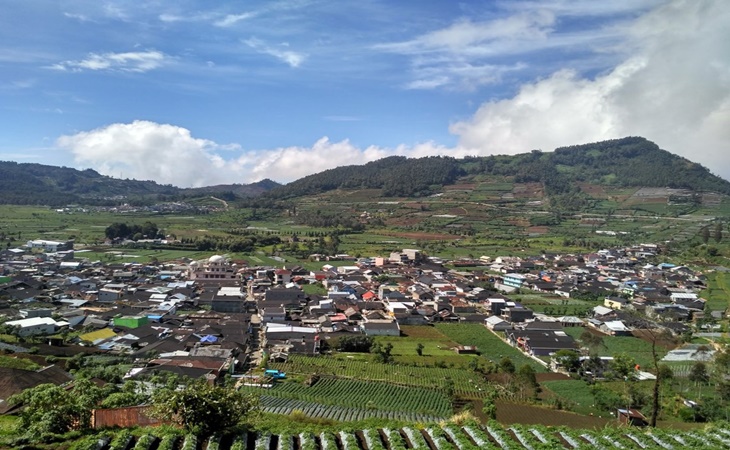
0,240 -> 723,405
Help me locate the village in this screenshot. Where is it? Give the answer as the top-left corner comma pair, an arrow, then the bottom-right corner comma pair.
1,237 -> 724,426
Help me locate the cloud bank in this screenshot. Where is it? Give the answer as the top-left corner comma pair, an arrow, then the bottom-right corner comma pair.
57,0 -> 730,186
57,120 -> 461,187
450,0 -> 730,178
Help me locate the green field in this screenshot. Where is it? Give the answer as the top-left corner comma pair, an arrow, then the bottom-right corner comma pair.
702,271 -> 730,312
369,325 -> 482,366
435,323 -> 545,371
0,355 -> 41,371
542,379 -> 602,416
267,354 -> 493,399
563,327 -> 668,369
241,376 -> 452,418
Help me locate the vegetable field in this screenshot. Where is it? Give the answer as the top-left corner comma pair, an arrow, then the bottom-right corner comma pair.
56,421 -> 728,450
268,354 -> 493,399
241,377 -> 452,417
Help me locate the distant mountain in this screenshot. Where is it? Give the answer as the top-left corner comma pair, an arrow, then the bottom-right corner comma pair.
0,161 -> 279,206
1,137 -> 727,207
181,179 -> 281,199
265,136 -> 730,200
267,155 -> 465,199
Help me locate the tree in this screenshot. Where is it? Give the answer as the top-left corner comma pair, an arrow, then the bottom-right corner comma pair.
151,381 -> 257,435
337,335 -> 373,353
499,357 -> 515,374
701,226 -> 710,244
610,352 -> 637,380
554,349 -> 580,372
9,379 -> 108,438
371,342 -> 394,364
416,343 -> 424,356
714,222 -> 723,243
580,329 -> 604,349
689,361 -> 710,384
517,364 -> 538,388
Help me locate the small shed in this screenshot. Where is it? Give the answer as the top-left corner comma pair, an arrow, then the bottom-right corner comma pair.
455,345 -> 479,354
617,408 -> 648,427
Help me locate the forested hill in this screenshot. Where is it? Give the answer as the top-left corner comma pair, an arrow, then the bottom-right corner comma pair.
0,137 -> 727,206
267,156 -> 465,199
266,137 -> 730,199
550,137 -> 728,193
0,161 -> 278,206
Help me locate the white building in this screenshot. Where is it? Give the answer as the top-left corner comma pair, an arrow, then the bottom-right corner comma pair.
5,317 -> 67,336
25,239 -> 73,252
188,255 -> 239,281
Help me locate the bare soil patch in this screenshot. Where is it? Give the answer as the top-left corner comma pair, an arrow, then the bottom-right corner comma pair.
377,231 -> 461,240
512,183 -> 544,198
496,400 -> 610,429
526,226 -> 549,235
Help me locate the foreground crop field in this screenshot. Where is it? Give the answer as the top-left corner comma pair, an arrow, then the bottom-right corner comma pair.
37,420 -> 728,450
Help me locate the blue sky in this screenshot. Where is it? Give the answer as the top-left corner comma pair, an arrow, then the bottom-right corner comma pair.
1,0 -> 728,187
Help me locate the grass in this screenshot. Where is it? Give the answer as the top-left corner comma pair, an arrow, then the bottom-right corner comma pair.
435,323 -> 545,371
542,380 -> 602,416
0,416 -> 19,436
0,354 -> 41,371
563,327 -> 668,369
702,270 -> 730,312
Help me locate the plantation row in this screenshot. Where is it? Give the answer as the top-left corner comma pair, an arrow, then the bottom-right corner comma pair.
68,421 -> 730,450
242,377 -> 452,417
268,354 -> 493,399
258,395 -> 443,423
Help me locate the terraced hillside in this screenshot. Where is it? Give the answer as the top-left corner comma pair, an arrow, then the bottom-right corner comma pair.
64,421 -> 730,450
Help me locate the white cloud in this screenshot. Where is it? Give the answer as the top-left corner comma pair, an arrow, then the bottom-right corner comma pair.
57,121 -> 229,188
376,1 -> 662,91
56,121 -> 455,187
215,12 -> 257,27
450,0 -> 730,180
50,50 -> 169,73
244,38 -> 306,68
63,12 -> 93,22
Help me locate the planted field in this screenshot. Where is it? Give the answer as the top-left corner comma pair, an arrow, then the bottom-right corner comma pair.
241,377 -> 452,418
267,354 -> 493,399
32,421 -> 728,450
702,271 -> 730,312
435,323 -> 545,371
256,396 -> 442,423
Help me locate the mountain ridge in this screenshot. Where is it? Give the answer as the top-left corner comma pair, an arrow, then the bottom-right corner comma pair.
1,137 -> 728,206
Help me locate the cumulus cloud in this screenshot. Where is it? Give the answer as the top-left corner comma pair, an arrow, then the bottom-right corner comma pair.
244,38 -> 306,68
57,121 -> 459,187
49,50 -> 169,73
57,121 -> 230,187
451,0 -> 730,179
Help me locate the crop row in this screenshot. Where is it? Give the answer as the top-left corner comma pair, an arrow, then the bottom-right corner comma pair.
268,354 -> 493,398
71,421 -> 730,450
258,395 -> 442,423
243,376 -> 452,417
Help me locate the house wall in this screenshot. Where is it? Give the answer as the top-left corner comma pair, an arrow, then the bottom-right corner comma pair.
97,289 -> 122,303
17,323 -> 55,336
